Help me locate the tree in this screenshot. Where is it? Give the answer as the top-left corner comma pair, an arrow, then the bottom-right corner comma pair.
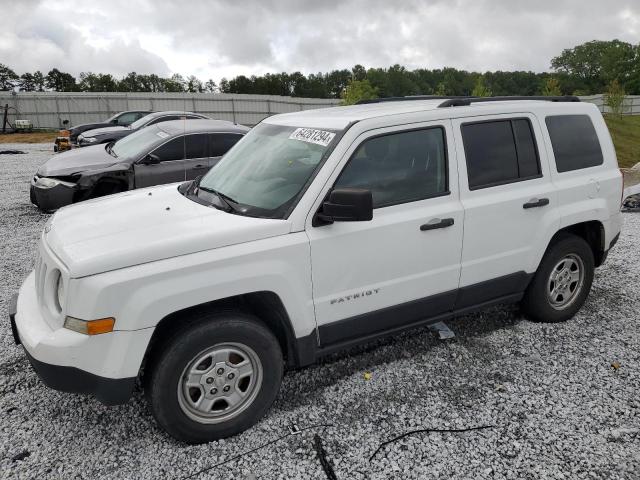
164,74 -> 186,92
0,63 -> 19,91
33,71 -> 46,92
604,79 -> 626,116
541,77 -> 562,96
551,40 -> 638,94
204,79 -> 218,93
471,75 -> 492,97
45,69 -> 77,91
351,64 -> 366,81
219,78 -> 230,93
340,79 -> 378,105
19,73 -> 36,91
186,75 -> 203,93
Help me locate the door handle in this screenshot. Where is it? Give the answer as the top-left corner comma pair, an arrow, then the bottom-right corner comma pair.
523,198 -> 550,209
194,164 -> 208,169
420,218 -> 454,231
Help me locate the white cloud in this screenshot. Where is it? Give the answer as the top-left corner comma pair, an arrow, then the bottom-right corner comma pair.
0,0 -> 638,81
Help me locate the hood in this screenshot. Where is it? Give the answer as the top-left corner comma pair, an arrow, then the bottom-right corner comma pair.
70,122 -> 111,134
81,125 -> 129,138
37,144 -> 119,177
45,184 -> 292,278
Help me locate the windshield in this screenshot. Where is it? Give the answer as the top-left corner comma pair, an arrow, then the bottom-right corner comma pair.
111,125 -> 169,159
198,123 -> 339,218
129,113 -> 156,130
105,113 -> 119,123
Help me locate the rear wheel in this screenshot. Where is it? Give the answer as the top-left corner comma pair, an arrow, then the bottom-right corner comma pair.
521,233 -> 594,323
145,311 -> 283,444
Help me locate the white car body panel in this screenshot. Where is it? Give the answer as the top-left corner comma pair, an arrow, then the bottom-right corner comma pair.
13,98 -> 624,388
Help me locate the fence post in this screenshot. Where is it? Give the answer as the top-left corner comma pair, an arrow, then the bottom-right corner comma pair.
2,104 -> 8,133
231,98 -> 236,123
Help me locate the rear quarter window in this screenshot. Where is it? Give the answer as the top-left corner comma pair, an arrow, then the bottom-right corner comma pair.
545,115 -> 604,172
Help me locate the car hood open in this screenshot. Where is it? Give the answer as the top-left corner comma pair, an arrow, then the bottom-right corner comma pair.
37,144 -> 120,177
44,184 -> 291,278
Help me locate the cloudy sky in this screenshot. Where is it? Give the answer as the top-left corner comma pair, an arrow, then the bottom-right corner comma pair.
1,0 -> 639,81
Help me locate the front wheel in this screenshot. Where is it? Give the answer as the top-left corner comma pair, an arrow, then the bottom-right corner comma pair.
521,233 -> 595,323
145,312 -> 283,443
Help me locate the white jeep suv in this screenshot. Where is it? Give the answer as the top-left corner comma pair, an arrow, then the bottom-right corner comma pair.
10,96 -> 623,443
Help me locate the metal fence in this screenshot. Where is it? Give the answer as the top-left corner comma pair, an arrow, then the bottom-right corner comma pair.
1,92 -> 638,131
580,94 -> 640,115
0,92 -> 341,130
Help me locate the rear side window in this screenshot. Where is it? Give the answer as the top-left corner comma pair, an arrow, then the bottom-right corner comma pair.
210,133 -> 243,157
545,115 -> 603,172
462,119 -> 541,190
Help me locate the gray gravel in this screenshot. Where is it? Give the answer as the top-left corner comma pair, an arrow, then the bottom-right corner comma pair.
1,144 -> 639,480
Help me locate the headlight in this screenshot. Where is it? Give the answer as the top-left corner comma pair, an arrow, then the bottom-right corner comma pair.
35,177 -> 76,189
56,274 -> 65,311
81,136 -> 98,143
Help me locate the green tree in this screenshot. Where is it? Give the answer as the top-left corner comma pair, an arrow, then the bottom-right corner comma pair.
19,73 -> 36,91
340,79 -> 378,105
541,77 -> 562,96
186,75 -> 203,93
351,64 -> 366,81
471,75 -> 492,97
32,71 -> 45,91
164,74 -> 186,92
551,40 -> 638,94
0,63 -> 19,90
45,69 -> 77,91
204,79 -> 218,93
435,82 -> 447,96
219,78 -> 230,93
604,79 -> 626,116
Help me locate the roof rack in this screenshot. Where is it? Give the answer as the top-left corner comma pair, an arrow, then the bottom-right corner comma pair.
356,96 -> 470,105
437,96 -> 580,108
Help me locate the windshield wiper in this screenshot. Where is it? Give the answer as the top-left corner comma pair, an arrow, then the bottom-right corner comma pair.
105,141 -> 118,158
198,185 -> 241,213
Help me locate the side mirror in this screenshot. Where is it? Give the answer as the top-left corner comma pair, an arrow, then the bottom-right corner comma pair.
142,153 -> 161,165
315,188 -> 373,226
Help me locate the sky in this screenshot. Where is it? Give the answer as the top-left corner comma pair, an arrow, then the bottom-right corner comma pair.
0,0 -> 639,82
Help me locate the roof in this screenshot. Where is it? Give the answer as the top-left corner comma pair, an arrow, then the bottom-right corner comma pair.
145,110 -> 201,118
264,97 -> 597,130
156,119 -> 250,135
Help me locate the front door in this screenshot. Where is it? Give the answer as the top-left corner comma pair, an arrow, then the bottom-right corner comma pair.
306,122 -> 464,347
134,136 -> 188,188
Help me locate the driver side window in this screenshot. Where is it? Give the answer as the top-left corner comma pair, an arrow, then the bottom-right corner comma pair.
151,137 -> 185,162
334,127 -> 448,208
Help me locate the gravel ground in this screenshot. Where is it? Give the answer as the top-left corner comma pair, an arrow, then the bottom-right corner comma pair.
1,144 -> 639,480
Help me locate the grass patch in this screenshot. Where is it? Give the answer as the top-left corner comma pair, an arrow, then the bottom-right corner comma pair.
604,115 -> 640,169
0,132 -> 59,144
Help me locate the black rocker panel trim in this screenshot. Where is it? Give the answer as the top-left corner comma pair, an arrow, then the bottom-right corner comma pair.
454,271 -> 533,310
313,271 -> 533,353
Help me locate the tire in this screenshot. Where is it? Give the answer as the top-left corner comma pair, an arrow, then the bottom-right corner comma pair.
145,311 -> 283,444
521,233 -> 595,323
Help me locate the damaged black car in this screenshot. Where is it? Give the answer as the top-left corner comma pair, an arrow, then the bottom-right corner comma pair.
31,119 -> 249,212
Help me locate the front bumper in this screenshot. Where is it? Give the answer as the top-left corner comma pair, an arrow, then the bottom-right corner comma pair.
8,273 -> 152,405
30,176 -> 76,211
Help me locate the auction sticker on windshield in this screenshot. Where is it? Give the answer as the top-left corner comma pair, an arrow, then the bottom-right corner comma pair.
289,128 -> 335,147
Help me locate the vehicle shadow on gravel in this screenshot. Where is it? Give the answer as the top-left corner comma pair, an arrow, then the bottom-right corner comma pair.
276,303 -> 522,411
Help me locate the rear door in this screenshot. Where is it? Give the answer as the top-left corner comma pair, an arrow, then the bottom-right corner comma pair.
134,136 -> 188,187
452,114 -> 559,308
